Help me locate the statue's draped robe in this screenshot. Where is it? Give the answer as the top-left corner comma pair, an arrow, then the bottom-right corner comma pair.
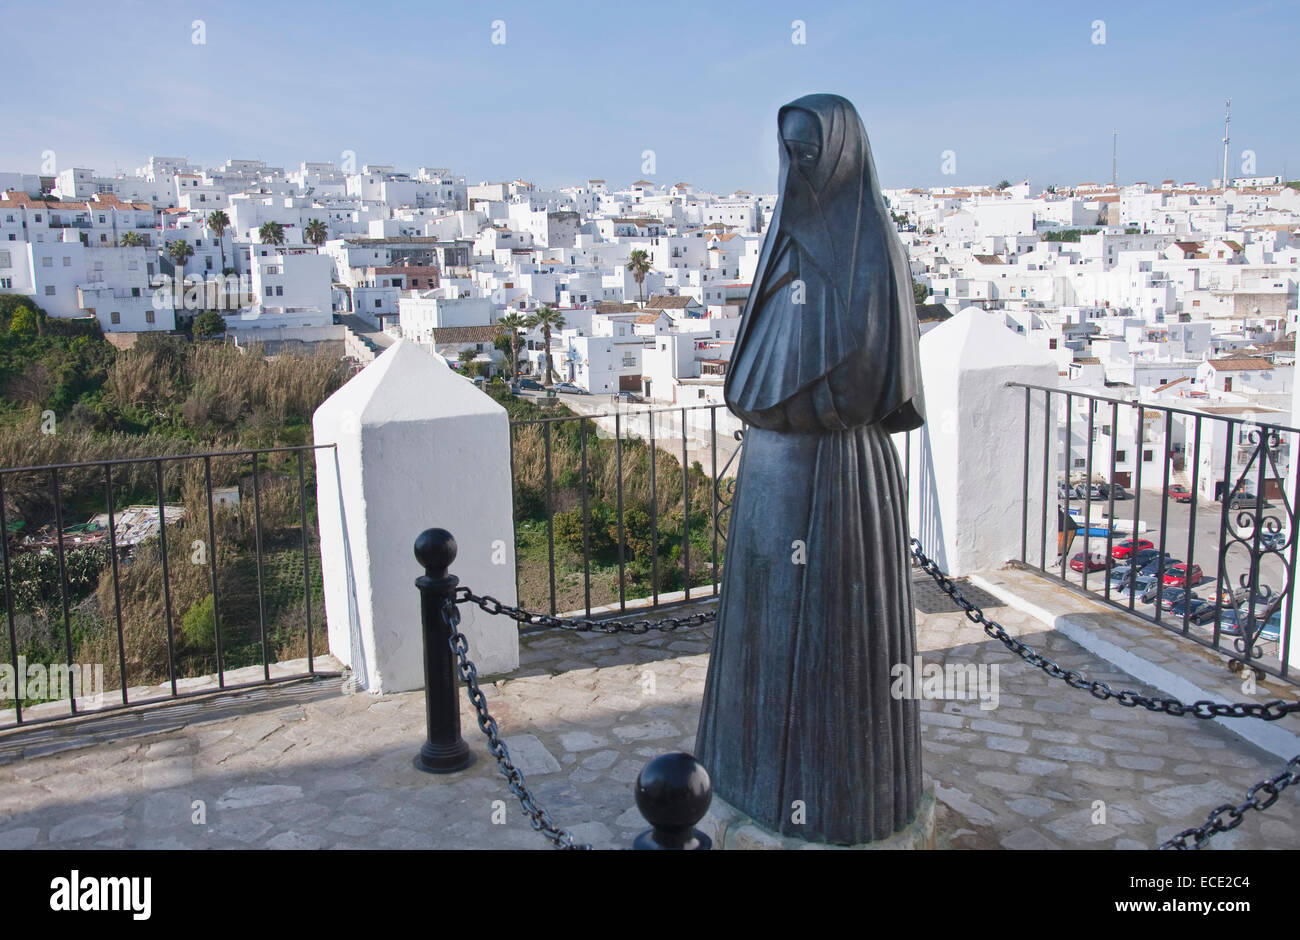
695,94 -> 926,844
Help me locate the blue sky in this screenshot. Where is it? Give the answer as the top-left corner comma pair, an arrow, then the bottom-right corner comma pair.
6,0 -> 1297,193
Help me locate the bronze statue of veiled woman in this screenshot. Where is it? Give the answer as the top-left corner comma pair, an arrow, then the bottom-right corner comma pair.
695,93 -> 926,844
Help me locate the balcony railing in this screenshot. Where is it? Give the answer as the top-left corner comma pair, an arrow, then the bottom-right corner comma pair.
508,401 -> 743,619
1011,382 -> 1297,684
0,443 -> 337,729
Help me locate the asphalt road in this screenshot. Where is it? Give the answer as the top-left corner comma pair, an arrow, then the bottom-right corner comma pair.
513,387 -> 744,478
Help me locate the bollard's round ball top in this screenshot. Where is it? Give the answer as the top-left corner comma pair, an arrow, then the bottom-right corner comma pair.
635,752 -> 712,829
414,528 -> 457,573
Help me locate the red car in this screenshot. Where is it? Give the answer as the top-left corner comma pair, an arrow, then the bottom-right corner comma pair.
1168,484 -> 1192,503
1163,563 -> 1203,588
1070,552 -> 1111,573
1111,538 -> 1154,560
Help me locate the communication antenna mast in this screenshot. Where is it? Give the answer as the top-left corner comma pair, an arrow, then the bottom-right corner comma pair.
1221,98 -> 1231,188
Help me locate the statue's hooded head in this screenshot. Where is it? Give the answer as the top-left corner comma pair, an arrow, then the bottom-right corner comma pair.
771,94 -> 890,285
725,93 -> 925,433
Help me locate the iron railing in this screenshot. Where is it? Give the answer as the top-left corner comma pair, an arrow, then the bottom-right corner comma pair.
507,401 -> 742,619
1011,382 -> 1297,684
0,443 -> 337,729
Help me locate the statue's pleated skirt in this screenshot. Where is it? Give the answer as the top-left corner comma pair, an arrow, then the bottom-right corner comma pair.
695,422 -> 921,844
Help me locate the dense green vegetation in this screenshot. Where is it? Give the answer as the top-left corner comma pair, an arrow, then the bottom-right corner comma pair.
489,384 -> 726,613
0,302 -> 723,704
1042,229 -> 1101,242
0,298 -> 344,705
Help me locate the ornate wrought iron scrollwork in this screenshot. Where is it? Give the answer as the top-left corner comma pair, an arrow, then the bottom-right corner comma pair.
1216,425 -> 1292,666
714,427 -> 744,546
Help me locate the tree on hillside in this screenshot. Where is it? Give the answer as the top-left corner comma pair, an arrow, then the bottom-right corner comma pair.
997,179 -> 1013,190
912,279 -> 929,308
496,312 -> 527,379
457,347 -> 483,378
304,218 -> 328,249
193,311 -> 226,339
526,305 -> 566,386
626,248 -> 653,305
258,221 -> 286,246
166,239 -> 194,288
8,306 -> 40,340
206,210 -> 230,273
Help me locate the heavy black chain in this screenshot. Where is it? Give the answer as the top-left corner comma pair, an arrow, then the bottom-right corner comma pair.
443,597 -> 590,850
1159,755 -> 1300,850
908,539 -> 1299,722
454,587 -> 716,634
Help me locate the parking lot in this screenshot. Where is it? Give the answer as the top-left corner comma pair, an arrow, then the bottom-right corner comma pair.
1040,485 -> 1290,667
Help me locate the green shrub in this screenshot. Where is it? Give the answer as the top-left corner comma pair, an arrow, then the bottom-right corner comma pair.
181,594 -> 215,649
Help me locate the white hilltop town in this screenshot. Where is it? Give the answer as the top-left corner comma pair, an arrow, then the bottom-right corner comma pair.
0,158 -> 1299,448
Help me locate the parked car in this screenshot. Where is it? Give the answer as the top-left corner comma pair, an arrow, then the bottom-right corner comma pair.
1261,531 -> 1289,551
1218,608 -> 1283,642
1137,554 -> 1180,577
517,378 -> 543,391
1169,596 -> 1218,624
1127,548 -> 1165,568
1222,490 -> 1267,510
1111,538 -> 1154,559
618,391 -> 644,403
1163,562 -> 1204,588
1097,483 -> 1132,500
1107,564 -> 1134,588
1167,484 -> 1191,501
1070,551 -> 1111,573
1124,574 -> 1158,599
553,382 -> 588,395
1153,586 -> 1196,611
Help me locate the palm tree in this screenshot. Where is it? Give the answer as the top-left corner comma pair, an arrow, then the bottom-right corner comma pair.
258,221 -> 286,246
304,218 -> 328,249
166,238 -> 194,288
626,248 -> 653,305
526,305 -> 566,386
119,231 -> 144,248
206,209 -> 230,272
496,312 -> 527,379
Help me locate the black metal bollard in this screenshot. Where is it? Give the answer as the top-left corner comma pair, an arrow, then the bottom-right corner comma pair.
633,752 -> 713,850
413,528 -> 474,774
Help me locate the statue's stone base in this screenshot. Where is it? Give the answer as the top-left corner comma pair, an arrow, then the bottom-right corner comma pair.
700,784 -> 936,850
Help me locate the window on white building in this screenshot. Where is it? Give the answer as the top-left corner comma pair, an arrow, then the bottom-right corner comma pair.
145,310 -> 154,324
110,312 -> 120,324
42,257 -> 52,267
44,286 -> 55,295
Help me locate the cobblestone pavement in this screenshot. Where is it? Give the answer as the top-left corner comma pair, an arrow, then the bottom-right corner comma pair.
0,576 -> 1295,850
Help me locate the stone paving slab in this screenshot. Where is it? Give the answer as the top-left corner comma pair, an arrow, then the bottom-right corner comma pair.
0,584 -> 1294,850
